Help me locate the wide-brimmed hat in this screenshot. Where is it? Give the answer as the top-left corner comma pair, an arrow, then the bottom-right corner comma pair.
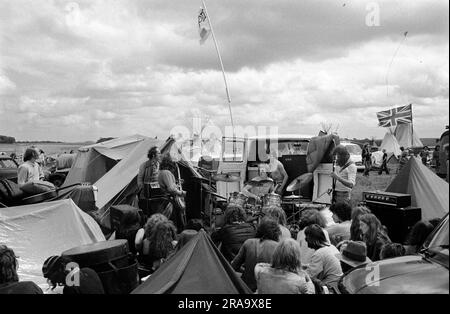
336,241 -> 371,268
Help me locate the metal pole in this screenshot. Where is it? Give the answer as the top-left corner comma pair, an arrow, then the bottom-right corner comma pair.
201,0 -> 235,137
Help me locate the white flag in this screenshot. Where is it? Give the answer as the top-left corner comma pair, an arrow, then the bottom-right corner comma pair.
198,7 -> 211,45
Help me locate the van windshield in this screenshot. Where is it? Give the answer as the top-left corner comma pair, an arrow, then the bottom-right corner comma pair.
248,139 -> 309,162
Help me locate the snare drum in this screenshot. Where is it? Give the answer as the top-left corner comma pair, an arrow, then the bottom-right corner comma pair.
228,192 -> 248,207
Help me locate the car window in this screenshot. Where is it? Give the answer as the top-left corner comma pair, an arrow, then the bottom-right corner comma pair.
343,144 -> 362,155
426,216 -> 449,257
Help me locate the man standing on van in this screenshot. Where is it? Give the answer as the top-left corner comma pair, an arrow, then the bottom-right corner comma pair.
330,145 -> 357,204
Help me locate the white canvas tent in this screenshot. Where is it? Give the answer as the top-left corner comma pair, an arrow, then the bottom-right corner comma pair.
0,199 -> 105,289
395,124 -> 423,148
380,132 -> 402,157
63,134 -> 148,187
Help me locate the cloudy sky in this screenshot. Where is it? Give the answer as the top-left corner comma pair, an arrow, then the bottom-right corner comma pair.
0,0 -> 448,142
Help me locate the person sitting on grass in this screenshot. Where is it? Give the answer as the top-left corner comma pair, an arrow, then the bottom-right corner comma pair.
359,213 -> 391,261
264,206 -> 291,240
255,238 -> 315,294
231,217 -> 280,292
42,255 -> 104,294
0,245 -> 43,294
304,224 -> 343,290
211,205 -> 256,262
326,202 -> 352,246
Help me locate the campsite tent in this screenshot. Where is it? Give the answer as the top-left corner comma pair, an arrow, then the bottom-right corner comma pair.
63,134 -> 148,187
131,230 -> 251,294
380,132 -> 402,157
95,137 -> 162,212
93,137 -> 208,231
394,124 -> 423,148
386,157 -> 449,220
0,199 -> 105,289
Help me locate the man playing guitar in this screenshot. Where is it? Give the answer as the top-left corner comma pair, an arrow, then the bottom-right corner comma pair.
158,154 -> 187,230
330,145 -> 357,204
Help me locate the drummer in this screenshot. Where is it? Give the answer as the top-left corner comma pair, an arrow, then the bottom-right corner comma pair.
242,164 -> 275,202
267,150 -> 288,195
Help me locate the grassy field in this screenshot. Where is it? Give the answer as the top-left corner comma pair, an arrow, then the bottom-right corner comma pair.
350,170 -> 397,208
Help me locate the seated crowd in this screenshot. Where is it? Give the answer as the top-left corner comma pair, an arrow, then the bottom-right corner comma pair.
0,199 -> 441,294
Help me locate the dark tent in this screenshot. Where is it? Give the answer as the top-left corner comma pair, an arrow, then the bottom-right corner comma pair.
131,230 -> 252,294
385,157 -> 449,220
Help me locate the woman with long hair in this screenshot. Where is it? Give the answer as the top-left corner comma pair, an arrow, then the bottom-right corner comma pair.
350,206 -> 372,241
231,217 -> 281,292
138,220 -> 177,272
254,239 -> 315,294
0,245 -> 42,294
211,204 -> 256,262
264,206 -> 291,240
304,224 -> 343,289
359,213 -> 391,261
158,154 -> 187,230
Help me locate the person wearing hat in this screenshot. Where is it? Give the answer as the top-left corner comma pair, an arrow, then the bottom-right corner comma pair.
42,255 -> 104,294
336,241 -> 371,273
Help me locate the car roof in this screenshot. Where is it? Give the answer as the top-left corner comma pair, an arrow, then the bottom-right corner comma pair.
248,134 -> 313,141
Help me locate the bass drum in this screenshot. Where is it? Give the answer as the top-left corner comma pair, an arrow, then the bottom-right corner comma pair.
262,193 -> 281,208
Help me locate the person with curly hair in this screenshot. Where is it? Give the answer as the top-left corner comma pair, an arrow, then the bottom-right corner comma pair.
137,220 -> 178,272
134,213 -> 169,253
231,217 -> 281,292
211,204 -> 256,262
255,239 -> 315,294
0,245 -> 42,294
331,145 -> 357,203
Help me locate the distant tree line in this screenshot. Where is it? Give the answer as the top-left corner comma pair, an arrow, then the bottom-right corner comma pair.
0,135 -> 16,143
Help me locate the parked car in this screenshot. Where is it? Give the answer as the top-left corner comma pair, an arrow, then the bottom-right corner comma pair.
0,156 -> 19,182
340,142 -> 364,171
338,214 -> 449,294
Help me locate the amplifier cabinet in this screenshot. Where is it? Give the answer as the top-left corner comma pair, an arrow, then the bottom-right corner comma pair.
363,191 -> 411,208
365,203 -> 421,244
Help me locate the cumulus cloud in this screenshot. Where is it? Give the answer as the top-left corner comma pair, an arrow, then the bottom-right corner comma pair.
0,0 -> 448,141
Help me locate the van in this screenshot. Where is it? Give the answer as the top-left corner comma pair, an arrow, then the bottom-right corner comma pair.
213,134 -> 335,204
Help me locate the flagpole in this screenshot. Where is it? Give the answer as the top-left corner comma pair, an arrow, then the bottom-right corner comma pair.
201,0 -> 235,138
410,103 -> 414,148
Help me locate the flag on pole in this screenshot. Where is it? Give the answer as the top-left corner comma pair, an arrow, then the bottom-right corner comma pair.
376,104 -> 413,127
198,6 -> 211,45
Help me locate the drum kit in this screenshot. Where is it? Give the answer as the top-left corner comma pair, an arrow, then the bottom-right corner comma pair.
193,166 -> 316,229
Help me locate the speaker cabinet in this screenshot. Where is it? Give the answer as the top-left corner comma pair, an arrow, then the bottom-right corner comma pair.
366,204 -> 422,243
279,155 -> 312,198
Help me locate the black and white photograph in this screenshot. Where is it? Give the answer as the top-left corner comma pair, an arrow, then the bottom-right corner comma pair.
0,0 -> 448,300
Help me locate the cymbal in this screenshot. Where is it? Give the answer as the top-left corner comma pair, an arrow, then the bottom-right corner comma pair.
212,173 -> 241,182
283,195 -> 301,200
286,173 -> 313,192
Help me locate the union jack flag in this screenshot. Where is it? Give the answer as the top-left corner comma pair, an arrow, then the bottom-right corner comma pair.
377,104 -> 413,127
